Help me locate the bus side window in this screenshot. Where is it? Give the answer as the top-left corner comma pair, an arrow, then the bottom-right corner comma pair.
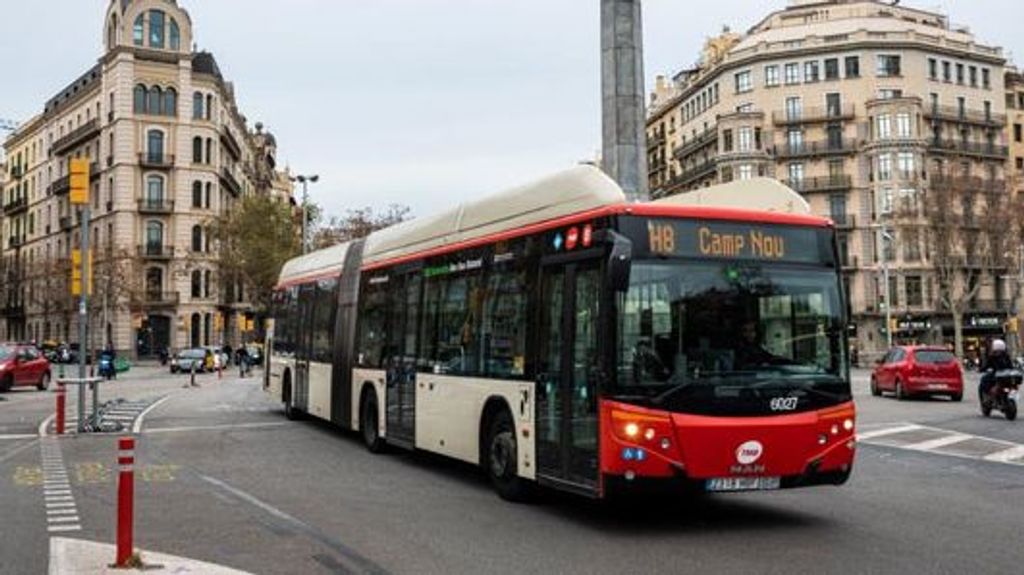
357,281 -> 389,368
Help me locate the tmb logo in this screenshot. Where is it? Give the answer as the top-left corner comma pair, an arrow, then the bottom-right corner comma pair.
735,440 -> 764,465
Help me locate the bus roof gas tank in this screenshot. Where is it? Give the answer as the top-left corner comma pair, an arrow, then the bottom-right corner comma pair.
654,178 -> 811,216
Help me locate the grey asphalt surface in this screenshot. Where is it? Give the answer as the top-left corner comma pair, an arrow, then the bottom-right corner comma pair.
1,367 -> 1023,574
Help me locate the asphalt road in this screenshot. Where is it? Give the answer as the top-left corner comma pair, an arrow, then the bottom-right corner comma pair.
2,367 -> 1023,575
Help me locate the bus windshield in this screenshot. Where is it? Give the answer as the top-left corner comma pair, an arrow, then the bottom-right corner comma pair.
615,260 -> 850,416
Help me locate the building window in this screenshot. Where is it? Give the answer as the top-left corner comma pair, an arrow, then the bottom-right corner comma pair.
896,113 -> 912,138
788,162 -> 804,185
133,85 -> 146,114
192,181 -> 203,208
191,270 -> 202,299
133,14 -> 144,46
829,194 -> 847,223
787,128 -> 803,153
897,152 -> 915,179
734,70 -> 752,93
146,130 -> 164,162
876,114 -> 892,139
205,139 -> 212,164
844,56 -> 860,78
983,68 -> 991,89
147,86 -> 162,116
826,93 -> 842,117
764,65 -> 779,87
193,92 -> 204,120
737,127 -> 753,152
956,63 -> 965,85
876,55 -> 901,77
969,66 -> 978,87
785,96 -> 802,121
149,10 -> 165,49
1015,124 -> 1022,143
192,225 -> 203,253
906,276 -> 923,306
204,271 -> 211,299
205,183 -> 212,208
928,58 -> 938,80
722,129 -> 733,152
162,88 -> 177,117
145,175 -> 164,205
824,58 -> 839,80
169,18 -> 180,51
145,222 -> 163,254
942,61 -> 951,82
878,154 -> 893,181
784,63 -> 801,85
804,61 -> 820,83
192,137 -> 203,164
1017,157 -> 1024,172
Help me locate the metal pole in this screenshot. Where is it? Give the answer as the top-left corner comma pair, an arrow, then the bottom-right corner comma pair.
301,180 -> 309,254
78,207 -> 91,433
883,250 -> 893,350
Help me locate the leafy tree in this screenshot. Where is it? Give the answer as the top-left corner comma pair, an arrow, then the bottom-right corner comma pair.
211,195 -> 300,312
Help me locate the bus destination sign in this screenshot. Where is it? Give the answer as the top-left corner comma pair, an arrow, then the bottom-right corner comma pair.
636,218 -> 832,265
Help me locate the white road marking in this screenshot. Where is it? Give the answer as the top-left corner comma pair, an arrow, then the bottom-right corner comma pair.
144,422 -> 288,435
0,434 -> 37,441
37,414 -> 55,438
200,475 -> 299,524
132,394 -> 175,434
47,508 -> 78,516
984,445 -> 1024,463
47,525 -> 81,533
47,515 -> 80,523
857,424 -> 922,441
37,439 -> 83,533
45,502 -> 76,509
903,434 -> 973,451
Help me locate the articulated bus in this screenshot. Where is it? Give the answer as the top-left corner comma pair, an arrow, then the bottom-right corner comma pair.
267,166 -> 855,500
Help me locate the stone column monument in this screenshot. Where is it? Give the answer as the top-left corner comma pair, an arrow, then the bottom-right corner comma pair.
601,0 -> 649,202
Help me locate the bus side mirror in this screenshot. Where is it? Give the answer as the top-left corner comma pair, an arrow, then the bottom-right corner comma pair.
606,231 -> 633,292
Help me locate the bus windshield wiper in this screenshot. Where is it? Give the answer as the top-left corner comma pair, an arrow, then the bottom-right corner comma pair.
651,371 -> 758,405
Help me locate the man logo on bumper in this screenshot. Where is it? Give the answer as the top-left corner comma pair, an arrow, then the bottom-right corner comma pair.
736,440 -> 764,465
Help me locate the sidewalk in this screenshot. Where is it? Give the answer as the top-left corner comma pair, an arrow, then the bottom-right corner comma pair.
49,538 -> 252,574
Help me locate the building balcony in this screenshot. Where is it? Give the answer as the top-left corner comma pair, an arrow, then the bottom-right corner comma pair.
137,198 -> 175,214
138,244 -> 174,260
2,301 -> 26,318
676,159 -> 718,187
59,216 -> 74,232
924,105 -> 1006,127
831,214 -> 856,229
9,165 -> 24,180
221,128 -> 242,161
8,235 -> 24,250
774,138 -> 857,159
674,128 -> 719,159
646,131 -> 666,148
219,167 -> 242,197
138,153 -> 175,170
50,175 -> 71,196
786,175 -> 853,194
3,196 -> 28,216
927,139 -> 1008,159
51,118 -> 100,156
929,174 -> 1006,193
772,104 -> 855,126
139,291 -> 180,308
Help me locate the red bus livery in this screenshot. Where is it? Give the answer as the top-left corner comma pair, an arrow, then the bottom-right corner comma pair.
267,166 -> 855,500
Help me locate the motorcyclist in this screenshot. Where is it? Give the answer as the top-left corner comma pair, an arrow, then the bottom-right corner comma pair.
980,339 -> 1013,400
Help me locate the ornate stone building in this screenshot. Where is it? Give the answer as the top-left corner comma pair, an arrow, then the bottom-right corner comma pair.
0,0 -> 294,356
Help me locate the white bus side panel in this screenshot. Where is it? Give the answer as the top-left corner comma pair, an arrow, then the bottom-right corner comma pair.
415,374 -> 536,481
267,353 -> 293,402
351,368 -> 387,438
307,361 -> 333,421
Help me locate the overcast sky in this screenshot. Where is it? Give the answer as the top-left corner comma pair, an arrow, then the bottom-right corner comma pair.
1,1 -> 1021,218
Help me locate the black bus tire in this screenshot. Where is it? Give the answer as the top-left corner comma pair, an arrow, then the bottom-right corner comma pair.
283,373 -> 301,421
360,388 -> 386,453
485,409 -> 531,502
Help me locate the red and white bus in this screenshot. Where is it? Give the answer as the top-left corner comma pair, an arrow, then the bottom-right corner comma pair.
267,166 -> 855,500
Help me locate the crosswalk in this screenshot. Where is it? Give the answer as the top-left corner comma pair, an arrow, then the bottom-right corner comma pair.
858,423 -> 1024,466
62,397 -> 163,434
40,439 -> 81,533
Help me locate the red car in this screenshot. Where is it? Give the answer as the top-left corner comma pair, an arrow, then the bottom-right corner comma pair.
0,344 -> 53,393
871,346 -> 963,401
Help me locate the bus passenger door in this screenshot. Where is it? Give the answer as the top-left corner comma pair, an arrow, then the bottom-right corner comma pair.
294,284 -> 315,412
536,261 -> 600,493
385,273 -> 418,448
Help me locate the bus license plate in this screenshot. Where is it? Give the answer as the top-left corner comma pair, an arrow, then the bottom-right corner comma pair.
706,477 -> 781,492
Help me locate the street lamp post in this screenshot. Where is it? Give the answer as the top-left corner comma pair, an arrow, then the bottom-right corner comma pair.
881,226 -> 895,350
291,174 -> 319,254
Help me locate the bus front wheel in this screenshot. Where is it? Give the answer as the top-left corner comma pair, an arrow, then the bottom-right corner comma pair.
360,389 -> 386,453
486,409 -> 531,502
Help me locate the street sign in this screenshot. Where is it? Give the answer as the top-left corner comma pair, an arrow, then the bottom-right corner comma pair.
69,159 -> 90,205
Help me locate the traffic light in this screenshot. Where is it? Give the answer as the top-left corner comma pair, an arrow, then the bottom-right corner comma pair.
70,249 -> 93,296
888,318 -> 899,335
69,159 -> 90,205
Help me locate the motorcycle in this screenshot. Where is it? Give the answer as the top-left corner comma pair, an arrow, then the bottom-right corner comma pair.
981,369 -> 1021,421
98,355 -> 116,381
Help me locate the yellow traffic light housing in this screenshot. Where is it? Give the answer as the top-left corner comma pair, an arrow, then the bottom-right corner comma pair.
69,159 -> 90,205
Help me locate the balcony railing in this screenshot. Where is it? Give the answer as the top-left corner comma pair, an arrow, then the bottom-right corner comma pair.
138,153 -> 175,169
51,118 -> 100,156
929,175 -> 1006,192
220,167 -> 242,197
138,244 -> 174,259
927,139 -> 1008,158
137,198 -> 175,214
786,175 -> 853,194
676,159 -> 718,187
924,105 -> 1006,127
221,128 -> 242,161
674,128 -> 719,159
647,131 -> 666,147
830,214 -> 856,228
140,291 -> 180,307
59,216 -> 73,232
3,196 -> 28,216
2,302 -> 26,318
8,235 -> 24,249
9,165 -> 24,180
772,104 -> 855,125
774,138 -> 857,159
50,175 -> 70,196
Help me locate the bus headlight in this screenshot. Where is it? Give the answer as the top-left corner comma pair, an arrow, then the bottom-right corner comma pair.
624,422 -> 640,439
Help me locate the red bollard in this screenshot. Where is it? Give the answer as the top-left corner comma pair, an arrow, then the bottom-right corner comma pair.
115,437 -> 135,567
56,384 -> 66,436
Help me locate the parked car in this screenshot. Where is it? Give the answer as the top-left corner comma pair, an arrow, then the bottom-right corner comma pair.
871,346 -> 963,401
0,343 -> 53,392
170,348 -> 209,374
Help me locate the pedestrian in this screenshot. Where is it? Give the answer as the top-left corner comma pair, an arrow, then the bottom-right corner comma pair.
238,346 -> 250,378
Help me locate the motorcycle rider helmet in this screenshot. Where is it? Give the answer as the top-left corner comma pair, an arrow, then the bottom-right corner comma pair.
992,339 -> 1007,352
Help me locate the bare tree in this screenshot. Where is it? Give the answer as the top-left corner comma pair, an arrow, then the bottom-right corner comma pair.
311,204 -> 411,249
921,161 -> 1020,358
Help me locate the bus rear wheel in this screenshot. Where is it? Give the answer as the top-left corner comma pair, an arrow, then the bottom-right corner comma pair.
360,390 -> 386,453
486,410 -> 531,502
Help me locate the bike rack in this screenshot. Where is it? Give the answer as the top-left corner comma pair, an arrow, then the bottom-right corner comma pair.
56,377 -> 104,433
